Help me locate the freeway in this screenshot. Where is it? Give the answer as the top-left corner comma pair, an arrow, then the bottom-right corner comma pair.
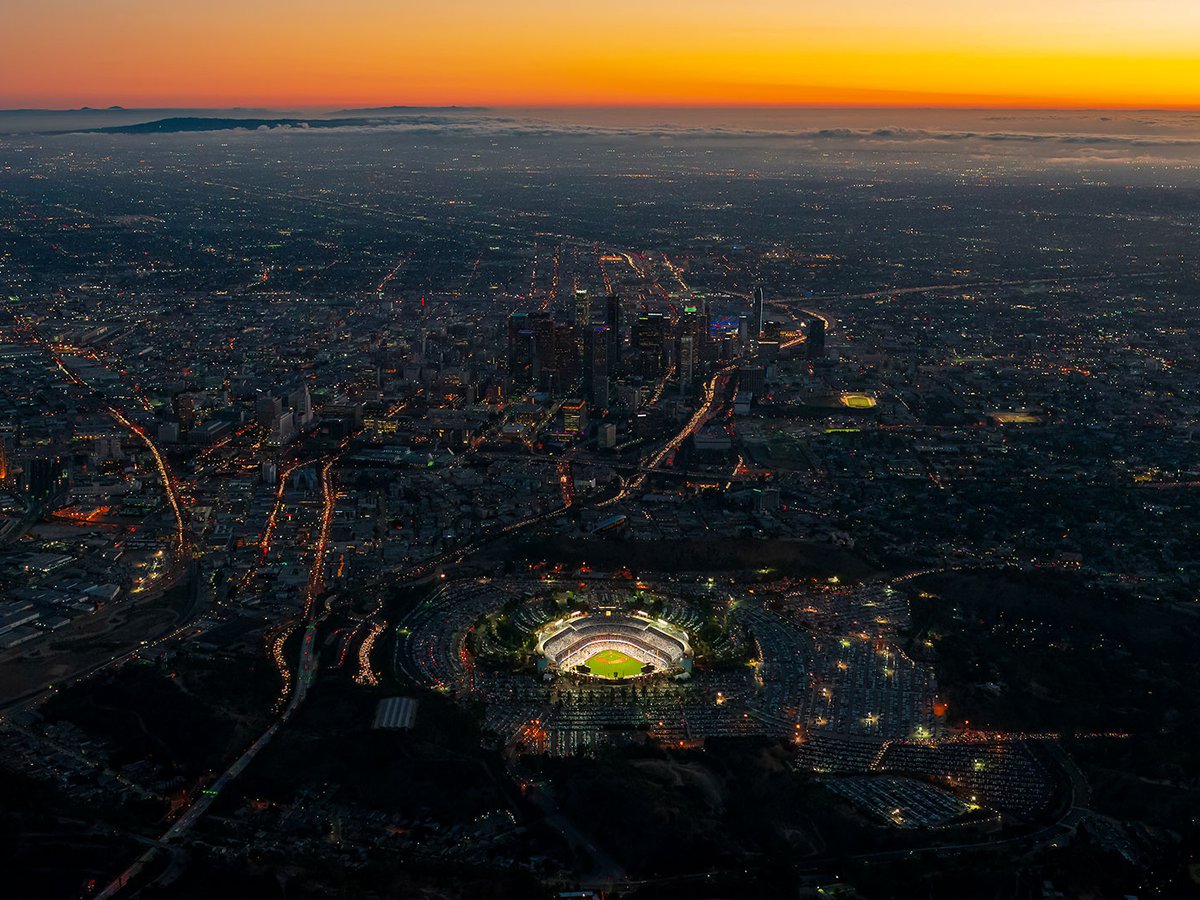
95,450 -> 338,898
229,458 -> 311,601
106,407 -> 187,555
302,458 -> 340,618
600,364 -> 735,506
14,314 -> 193,569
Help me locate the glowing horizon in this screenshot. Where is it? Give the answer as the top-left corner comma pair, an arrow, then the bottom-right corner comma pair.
4,1 -> 1200,109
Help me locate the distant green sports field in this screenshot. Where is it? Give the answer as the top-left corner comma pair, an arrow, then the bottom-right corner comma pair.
839,392 -> 877,409
585,648 -> 645,679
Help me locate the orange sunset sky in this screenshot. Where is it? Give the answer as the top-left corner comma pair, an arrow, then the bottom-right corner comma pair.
3,0 -> 1200,108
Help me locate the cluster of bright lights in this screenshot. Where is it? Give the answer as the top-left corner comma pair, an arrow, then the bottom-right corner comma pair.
269,624 -> 297,705
354,620 -> 385,686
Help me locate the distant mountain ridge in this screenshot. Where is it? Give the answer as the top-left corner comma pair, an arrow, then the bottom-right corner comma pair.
66,114 -> 481,135
84,116 -> 326,134
0,106 -> 482,135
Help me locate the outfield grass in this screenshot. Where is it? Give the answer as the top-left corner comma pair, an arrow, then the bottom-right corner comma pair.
585,649 -> 645,679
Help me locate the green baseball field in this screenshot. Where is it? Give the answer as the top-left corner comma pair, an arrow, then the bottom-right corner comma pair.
585,648 -> 645,678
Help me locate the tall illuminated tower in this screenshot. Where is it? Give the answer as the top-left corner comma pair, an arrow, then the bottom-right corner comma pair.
573,289 -> 591,329
678,334 -> 696,388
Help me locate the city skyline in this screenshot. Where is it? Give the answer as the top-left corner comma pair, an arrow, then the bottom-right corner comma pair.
3,5 -> 1199,898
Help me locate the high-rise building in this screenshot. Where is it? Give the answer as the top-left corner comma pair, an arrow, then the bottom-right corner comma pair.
507,311 -> 535,387
680,302 -> 709,363
680,303 -> 700,338
288,384 -> 313,428
0,436 -> 9,485
172,392 -> 197,429
632,312 -> 667,353
584,324 -> 609,377
573,289 -> 591,328
807,317 -> 826,360
270,410 -> 295,446
604,294 -> 622,368
591,375 -> 610,409
739,365 -> 767,396
751,286 -> 766,338
678,334 -> 696,387
26,456 -> 65,501
583,325 -> 610,404
255,393 -> 282,427
632,312 -> 668,371
561,398 -> 587,434
573,290 -> 591,370
532,313 -> 557,383
554,322 -> 579,380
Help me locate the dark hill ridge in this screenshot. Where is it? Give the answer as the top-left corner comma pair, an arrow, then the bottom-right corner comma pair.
59,113 -> 487,135
0,107 -> 489,135
85,116 -> 318,134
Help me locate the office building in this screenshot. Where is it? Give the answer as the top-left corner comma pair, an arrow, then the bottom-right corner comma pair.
807,317 -> 826,359
751,286 -> 766,338
561,398 -> 587,434
604,294 -> 622,369
507,311 -> 535,387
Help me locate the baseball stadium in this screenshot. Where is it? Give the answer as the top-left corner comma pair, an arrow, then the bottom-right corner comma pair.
537,610 -> 691,680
